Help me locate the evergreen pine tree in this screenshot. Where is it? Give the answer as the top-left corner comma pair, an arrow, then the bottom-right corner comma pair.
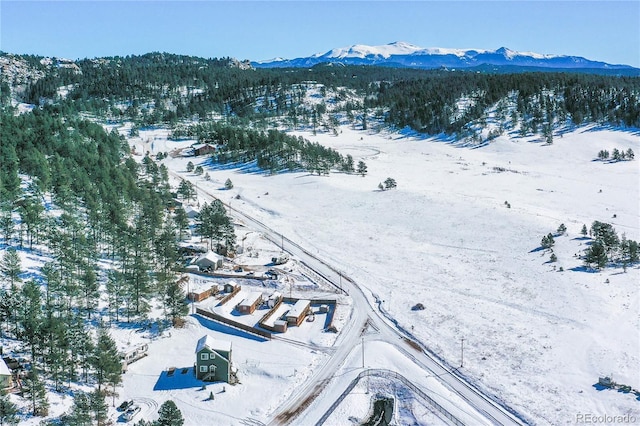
356,161 -> 367,177
91,329 -> 122,392
66,392 -> 91,426
156,400 -> 184,426
173,207 -> 190,241
626,148 -> 634,160
584,241 -> 607,270
0,394 -> 19,426
23,369 -> 49,417
0,248 -> 22,289
224,179 -> 234,190
541,234 -> 555,249
557,223 -> 567,235
0,204 -> 13,244
383,177 -> 397,190
581,224 -> 588,237
165,279 -> 188,326
90,389 -> 109,426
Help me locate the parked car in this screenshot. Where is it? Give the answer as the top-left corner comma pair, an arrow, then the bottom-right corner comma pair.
118,400 -> 134,411
123,405 -> 141,421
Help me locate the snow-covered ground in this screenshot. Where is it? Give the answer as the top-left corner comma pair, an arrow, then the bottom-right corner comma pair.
7,121 -> 639,425
138,122 -> 639,424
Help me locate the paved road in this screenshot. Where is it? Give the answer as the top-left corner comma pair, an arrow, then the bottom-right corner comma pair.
175,171 -> 526,426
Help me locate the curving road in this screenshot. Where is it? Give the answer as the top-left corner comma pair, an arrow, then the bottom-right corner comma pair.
173,170 -> 526,426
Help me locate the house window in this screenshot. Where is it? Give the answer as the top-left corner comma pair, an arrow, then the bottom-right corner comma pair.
200,353 -> 209,361
210,352 -> 215,359
199,366 -> 208,373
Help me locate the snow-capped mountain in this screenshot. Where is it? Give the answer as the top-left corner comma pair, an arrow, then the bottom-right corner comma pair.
253,41 -> 636,71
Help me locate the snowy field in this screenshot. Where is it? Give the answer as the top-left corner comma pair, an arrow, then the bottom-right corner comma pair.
8,121 -> 638,425
136,122 -> 640,424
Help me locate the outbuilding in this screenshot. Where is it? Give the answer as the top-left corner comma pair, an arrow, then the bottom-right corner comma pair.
0,358 -> 12,391
237,292 -> 263,314
192,143 -> 216,157
273,319 -> 288,333
286,299 -> 311,326
194,251 -> 224,271
188,286 -> 218,302
224,281 -> 239,293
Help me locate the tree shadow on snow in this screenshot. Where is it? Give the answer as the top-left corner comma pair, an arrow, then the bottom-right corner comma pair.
528,246 -> 546,253
569,266 -> 599,273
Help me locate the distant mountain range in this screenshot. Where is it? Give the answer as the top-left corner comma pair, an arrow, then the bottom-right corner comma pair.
253,42 -> 638,74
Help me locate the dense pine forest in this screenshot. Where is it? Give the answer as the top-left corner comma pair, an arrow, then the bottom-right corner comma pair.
0,50 -> 639,423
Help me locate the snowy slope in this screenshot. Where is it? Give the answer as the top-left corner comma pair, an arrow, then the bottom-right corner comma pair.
153,123 -> 639,425
9,122 -> 638,425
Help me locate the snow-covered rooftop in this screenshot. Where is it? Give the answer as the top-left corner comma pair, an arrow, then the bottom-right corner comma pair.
0,358 -> 10,376
287,299 -> 310,318
195,335 -> 232,354
238,291 -> 263,308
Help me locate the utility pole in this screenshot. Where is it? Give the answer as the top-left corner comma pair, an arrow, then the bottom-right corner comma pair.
362,336 -> 365,369
281,233 -> 284,251
339,272 -> 342,292
460,337 -> 465,368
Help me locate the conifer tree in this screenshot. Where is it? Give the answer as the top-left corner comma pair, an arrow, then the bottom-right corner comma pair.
580,224 -> 588,237
541,233 -> 555,249
90,389 -> 109,426
383,177 -> 397,190
584,241 -> 607,270
156,400 -> 184,426
356,161 -> 367,177
22,369 -> 49,417
556,223 -> 567,235
172,207 -> 190,241
66,392 -> 91,426
0,394 -> 19,426
91,329 -> 122,392
0,204 -> 13,244
0,248 -> 21,289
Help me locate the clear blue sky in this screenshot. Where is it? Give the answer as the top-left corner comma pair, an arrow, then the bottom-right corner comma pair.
1,1 -> 639,67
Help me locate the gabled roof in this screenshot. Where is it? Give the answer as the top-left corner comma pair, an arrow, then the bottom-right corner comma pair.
192,143 -> 215,150
239,292 -> 263,307
287,299 -> 311,318
195,251 -> 224,266
196,335 -> 232,354
0,358 -> 10,376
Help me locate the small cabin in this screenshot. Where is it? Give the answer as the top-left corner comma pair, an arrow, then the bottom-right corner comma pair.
274,319 -> 288,333
192,143 -> 216,157
286,299 -> 311,326
188,286 -> 218,302
224,281 -> 239,293
237,292 -> 263,315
